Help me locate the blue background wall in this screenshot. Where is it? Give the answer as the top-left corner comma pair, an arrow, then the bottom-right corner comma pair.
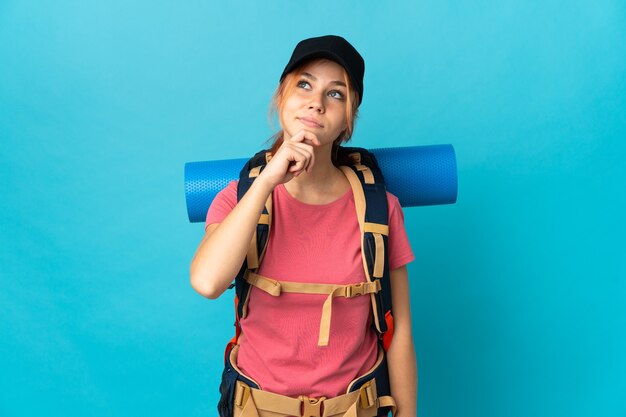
1,1 -> 624,416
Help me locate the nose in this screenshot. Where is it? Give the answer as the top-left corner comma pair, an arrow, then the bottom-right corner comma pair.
308,91 -> 325,113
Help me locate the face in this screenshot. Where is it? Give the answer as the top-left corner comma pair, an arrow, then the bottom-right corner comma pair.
279,59 -> 349,147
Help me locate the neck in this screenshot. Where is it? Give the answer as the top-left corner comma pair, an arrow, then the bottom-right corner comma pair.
292,144 -> 339,187
283,144 -> 349,202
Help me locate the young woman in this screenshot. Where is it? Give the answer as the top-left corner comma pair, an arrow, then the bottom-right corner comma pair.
191,35 -> 417,417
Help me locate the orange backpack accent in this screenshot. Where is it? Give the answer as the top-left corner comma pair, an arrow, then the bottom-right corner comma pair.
224,295 -> 242,362
382,311 -> 395,351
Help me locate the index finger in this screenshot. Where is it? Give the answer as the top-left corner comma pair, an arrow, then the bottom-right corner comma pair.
293,130 -> 321,147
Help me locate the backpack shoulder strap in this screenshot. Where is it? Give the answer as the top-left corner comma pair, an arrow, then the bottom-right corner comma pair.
234,150 -> 273,320
337,146 -> 394,350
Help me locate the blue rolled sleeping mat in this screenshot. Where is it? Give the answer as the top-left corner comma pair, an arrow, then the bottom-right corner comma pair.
184,144 -> 458,223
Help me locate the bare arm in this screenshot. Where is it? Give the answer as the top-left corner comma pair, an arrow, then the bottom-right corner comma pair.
386,265 -> 418,416
189,131 -> 320,298
190,178 -> 274,298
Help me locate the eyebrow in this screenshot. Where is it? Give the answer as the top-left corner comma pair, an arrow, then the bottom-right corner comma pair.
301,72 -> 347,87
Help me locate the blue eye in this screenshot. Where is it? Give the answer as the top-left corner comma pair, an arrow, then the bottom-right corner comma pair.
329,90 -> 345,100
297,80 -> 311,89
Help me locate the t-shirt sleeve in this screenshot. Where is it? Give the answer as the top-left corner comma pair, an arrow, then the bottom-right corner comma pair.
386,192 -> 415,270
204,180 -> 239,231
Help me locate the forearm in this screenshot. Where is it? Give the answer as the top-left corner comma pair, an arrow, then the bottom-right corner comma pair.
386,266 -> 418,416
387,327 -> 418,416
190,176 -> 274,298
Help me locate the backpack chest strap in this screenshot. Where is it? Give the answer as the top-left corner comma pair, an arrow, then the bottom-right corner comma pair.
245,271 -> 381,347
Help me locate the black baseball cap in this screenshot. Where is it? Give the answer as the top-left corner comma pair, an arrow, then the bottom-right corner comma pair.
280,35 -> 365,105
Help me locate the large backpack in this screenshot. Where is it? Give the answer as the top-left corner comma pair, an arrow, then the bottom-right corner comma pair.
223,146 -> 395,359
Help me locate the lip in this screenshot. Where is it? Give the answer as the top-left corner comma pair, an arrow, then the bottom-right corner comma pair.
297,117 -> 324,128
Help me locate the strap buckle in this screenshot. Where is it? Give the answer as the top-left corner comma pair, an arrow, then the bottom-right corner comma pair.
234,381 -> 251,408
299,395 -> 326,417
359,380 -> 376,409
346,283 -> 365,298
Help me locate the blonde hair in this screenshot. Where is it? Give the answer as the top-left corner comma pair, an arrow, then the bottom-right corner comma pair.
267,59 -> 360,164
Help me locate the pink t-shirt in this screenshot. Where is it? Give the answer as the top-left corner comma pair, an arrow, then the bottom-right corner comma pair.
206,180 -> 414,398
